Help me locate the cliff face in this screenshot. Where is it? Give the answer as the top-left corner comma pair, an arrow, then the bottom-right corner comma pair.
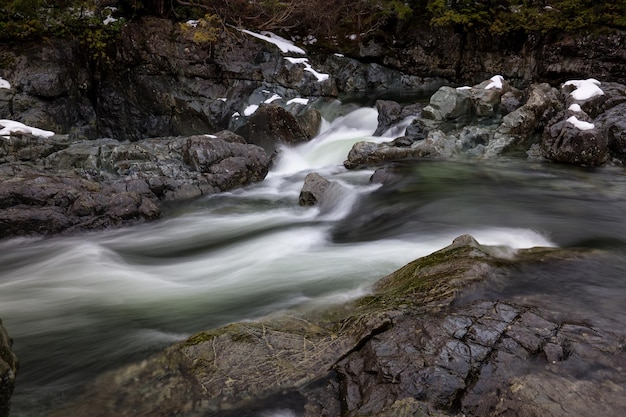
0,18 -> 624,141
366,26 -> 626,87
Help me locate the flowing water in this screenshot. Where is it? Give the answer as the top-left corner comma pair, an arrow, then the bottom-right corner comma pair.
2,105 -> 626,416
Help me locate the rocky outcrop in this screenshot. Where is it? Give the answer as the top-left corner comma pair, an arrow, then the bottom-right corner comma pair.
0,319 -> 17,417
539,79 -> 626,166
0,17 -> 442,143
365,27 -> 626,87
234,104 -> 320,153
374,100 -> 422,137
344,77 -> 626,169
3,18 -> 625,144
0,133 -> 270,238
541,110 -> 608,166
47,236 -> 626,417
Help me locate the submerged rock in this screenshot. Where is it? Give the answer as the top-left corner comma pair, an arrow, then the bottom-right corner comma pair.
0,319 -> 17,417
46,236 -> 626,417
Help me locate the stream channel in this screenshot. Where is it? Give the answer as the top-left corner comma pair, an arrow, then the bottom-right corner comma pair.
2,104 -> 626,416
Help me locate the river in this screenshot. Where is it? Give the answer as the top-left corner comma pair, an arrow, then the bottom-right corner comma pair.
1,105 -> 626,416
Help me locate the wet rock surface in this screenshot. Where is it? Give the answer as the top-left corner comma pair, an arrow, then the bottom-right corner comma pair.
344,78 -> 626,169
541,110 -> 608,166
234,104 -> 318,153
0,133 -> 270,238
299,172 -> 331,206
47,236 -> 626,417
0,319 -> 17,417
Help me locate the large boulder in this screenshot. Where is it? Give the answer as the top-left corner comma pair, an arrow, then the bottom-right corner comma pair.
343,140 -> 428,169
422,86 -> 474,124
0,133 -> 271,238
0,319 -> 17,417
0,164 -> 161,238
234,104 -> 316,153
539,79 -> 626,165
541,110 -> 608,166
373,100 -> 422,136
485,83 -> 562,156
343,127 -> 485,170
46,236 -> 626,417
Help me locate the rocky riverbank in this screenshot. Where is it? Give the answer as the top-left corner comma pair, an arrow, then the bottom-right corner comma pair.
344,77 -> 626,169
0,132 -> 270,238
46,235 -> 626,417
3,74 -> 626,239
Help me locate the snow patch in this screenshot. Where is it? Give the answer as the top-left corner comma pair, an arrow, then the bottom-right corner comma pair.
287,98 -> 309,106
284,57 -> 308,64
243,105 -> 259,116
241,29 -> 306,54
566,116 -> 595,131
0,77 -> 10,89
186,20 -> 198,27
284,57 -> 329,82
103,7 -> 118,25
563,78 -> 604,101
204,134 -> 218,138
264,94 -> 282,104
485,75 -> 504,90
568,103 -> 582,112
0,119 -> 55,138
456,86 -> 472,91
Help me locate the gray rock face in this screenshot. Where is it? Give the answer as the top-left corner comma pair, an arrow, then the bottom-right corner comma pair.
46,237 -> 626,417
234,104 -> 317,153
374,100 -> 422,136
0,319 -> 17,417
541,110 -> 608,166
299,172 -> 331,206
538,80 -> 626,165
0,133 -> 270,238
422,86 -> 474,123
597,103 -> 626,156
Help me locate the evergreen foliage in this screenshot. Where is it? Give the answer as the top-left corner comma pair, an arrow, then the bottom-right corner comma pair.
1,0 -> 625,44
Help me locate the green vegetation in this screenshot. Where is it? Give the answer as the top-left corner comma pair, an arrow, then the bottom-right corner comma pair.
427,0 -> 626,33
1,0 -> 624,46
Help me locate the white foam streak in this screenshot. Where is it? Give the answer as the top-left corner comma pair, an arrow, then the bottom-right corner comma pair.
270,107 -> 381,175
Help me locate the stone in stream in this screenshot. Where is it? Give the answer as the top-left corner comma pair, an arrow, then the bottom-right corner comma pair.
46,235 -> 626,417
299,172 -> 331,206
